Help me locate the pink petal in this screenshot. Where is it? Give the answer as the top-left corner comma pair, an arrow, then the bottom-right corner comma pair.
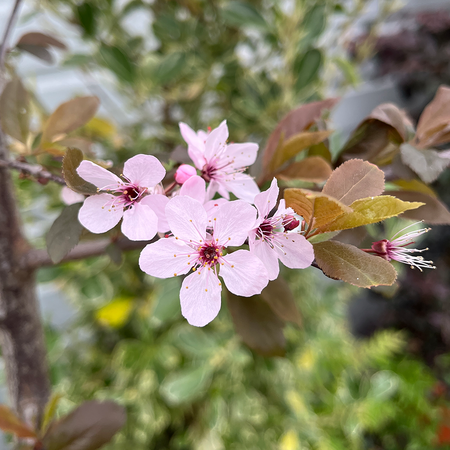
276,233 -> 315,269
221,173 -> 260,203
220,250 -> 268,297
180,270 -> 222,327
140,194 -> 170,232
223,142 -> 258,169
254,178 -> 279,221
249,237 -> 280,281
165,196 -> 207,243
123,154 -> 166,187
121,202 -> 158,241
204,120 -> 228,161
212,200 -> 257,246
76,160 -> 122,189
61,186 -> 84,205
180,175 -> 206,204
179,122 -> 206,169
78,193 -> 123,233
139,238 -> 195,278
204,198 -> 228,221
206,179 -> 229,201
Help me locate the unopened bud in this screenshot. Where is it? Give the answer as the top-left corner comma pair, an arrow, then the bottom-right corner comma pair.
175,164 -> 197,184
283,215 -> 300,231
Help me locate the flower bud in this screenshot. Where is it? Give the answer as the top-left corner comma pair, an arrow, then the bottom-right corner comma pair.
175,164 -> 197,184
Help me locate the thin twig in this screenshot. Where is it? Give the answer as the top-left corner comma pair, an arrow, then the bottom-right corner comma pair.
0,0 -> 22,72
22,236 -> 154,269
0,159 -> 66,185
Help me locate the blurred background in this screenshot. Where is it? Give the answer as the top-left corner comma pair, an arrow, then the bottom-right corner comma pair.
2,0 -> 450,448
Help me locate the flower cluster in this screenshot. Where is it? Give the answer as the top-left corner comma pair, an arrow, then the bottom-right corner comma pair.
69,120 -> 434,326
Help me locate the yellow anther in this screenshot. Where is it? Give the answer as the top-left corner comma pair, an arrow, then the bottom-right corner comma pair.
190,219 -> 192,222
174,273 -> 177,276
186,286 -> 189,289
214,256 -> 218,259
231,265 -> 234,268
174,254 -> 177,257
220,252 -> 223,256
205,289 -> 208,292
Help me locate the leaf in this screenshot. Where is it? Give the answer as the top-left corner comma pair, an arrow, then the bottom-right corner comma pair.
42,400 -> 126,450
221,1 -> 268,30
0,405 -> 36,439
308,141 -> 332,162
153,52 -> 186,84
262,98 -> 339,177
319,196 -> 424,233
313,241 -> 397,288
42,393 -> 63,434
322,159 -> 385,206
17,44 -> 53,63
76,3 -> 98,37
0,78 -> 30,144
41,96 -> 100,146
160,366 -> 212,405
284,189 -> 352,228
269,130 -> 332,173
99,45 -> 135,84
294,49 -> 322,92
62,148 -> 97,195
391,179 -> 437,197
416,85 -> 450,148
277,156 -> 332,182
226,290 -> 285,357
387,190 -> 450,225
46,204 -> 84,264
400,143 -> 450,184
368,103 -> 409,142
16,32 -> 66,49
260,277 -> 302,326
302,4 -> 326,43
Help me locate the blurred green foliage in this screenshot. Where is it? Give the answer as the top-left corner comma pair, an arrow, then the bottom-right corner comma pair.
14,0 -> 446,448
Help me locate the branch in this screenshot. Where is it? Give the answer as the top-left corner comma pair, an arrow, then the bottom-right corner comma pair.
22,237 -> 152,269
0,0 -> 22,82
0,159 -> 66,185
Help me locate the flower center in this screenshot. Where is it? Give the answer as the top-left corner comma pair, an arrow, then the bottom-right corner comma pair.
257,220 -> 274,240
282,215 -> 300,231
201,164 -> 216,182
198,242 -> 222,267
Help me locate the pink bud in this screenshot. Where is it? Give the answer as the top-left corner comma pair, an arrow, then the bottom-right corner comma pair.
175,164 -> 197,184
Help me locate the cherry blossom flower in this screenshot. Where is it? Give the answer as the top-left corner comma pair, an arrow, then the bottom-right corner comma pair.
139,196 -> 269,327
368,222 -> 435,271
77,154 -> 167,240
179,120 -> 260,202
174,164 -> 197,184
61,186 -> 84,205
249,178 -> 315,281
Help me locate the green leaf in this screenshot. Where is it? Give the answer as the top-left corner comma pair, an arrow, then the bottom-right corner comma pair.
400,143 -> 450,184
42,400 -> 126,450
62,148 -> 97,195
41,96 -> 100,146
322,159 -> 385,206
46,204 -> 84,264
221,1 -> 268,30
153,52 -> 186,84
334,57 -> 360,86
294,49 -> 322,92
75,3 -> 98,37
0,405 -> 36,439
319,195 -> 423,232
260,277 -> 302,326
226,290 -> 285,357
99,45 -> 136,84
160,366 -> 212,405
152,277 -> 181,324
302,5 -> 326,43
174,326 -> 219,357
387,190 -> 450,225
313,241 -> 397,288
0,78 -> 30,144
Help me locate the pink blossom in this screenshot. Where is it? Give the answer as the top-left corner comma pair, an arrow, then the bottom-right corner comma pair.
61,186 -> 84,205
139,196 -> 269,327
77,154 -> 168,240
368,222 -> 435,271
249,178 -> 315,281
175,164 -> 197,184
179,120 -> 260,202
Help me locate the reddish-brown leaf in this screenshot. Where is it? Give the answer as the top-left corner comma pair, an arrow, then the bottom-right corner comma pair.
277,156 -> 333,183
0,405 -> 36,439
17,32 -> 66,50
322,159 -> 385,206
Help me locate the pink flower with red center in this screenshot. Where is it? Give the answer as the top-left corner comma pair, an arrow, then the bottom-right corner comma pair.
249,179 -> 315,281
139,196 -> 269,327
368,222 -> 435,271
179,120 -> 260,202
77,154 -> 167,240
